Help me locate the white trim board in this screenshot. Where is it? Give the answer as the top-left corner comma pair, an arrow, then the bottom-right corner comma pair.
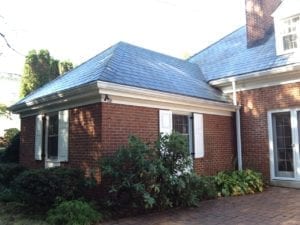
12,81 -> 235,118
210,65 -> 300,94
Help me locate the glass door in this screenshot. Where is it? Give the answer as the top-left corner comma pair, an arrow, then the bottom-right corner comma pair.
272,112 -> 294,178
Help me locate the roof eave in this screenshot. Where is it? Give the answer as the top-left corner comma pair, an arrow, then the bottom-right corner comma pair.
209,63 -> 300,93
9,80 -> 236,118
9,82 -> 100,116
97,81 -> 235,115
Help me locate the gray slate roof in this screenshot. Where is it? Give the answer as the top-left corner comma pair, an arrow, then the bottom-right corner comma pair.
16,42 -> 226,105
189,26 -> 300,82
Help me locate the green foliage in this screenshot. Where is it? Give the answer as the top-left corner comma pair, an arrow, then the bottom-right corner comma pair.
101,135 -> 159,211
4,128 -> 19,144
101,133 -> 202,212
214,169 -> 264,197
0,163 -> 25,188
0,188 -> 20,202
13,167 -> 86,209
46,200 -> 102,225
195,176 -> 218,200
154,133 -> 198,208
0,104 -> 9,118
157,133 -> 191,175
20,49 -> 60,97
59,60 -> 74,75
1,132 -> 20,163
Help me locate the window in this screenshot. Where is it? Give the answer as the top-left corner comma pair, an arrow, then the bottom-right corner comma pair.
282,16 -> 299,51
159,110 -> 204,158
173,114 -> 189,140
35,110 -> 69,166
46,113 -> 59,159
274,14 -> 300,55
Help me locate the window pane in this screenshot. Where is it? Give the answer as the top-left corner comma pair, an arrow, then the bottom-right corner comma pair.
172,114 -> 189,149
173,115 -> 188,135
48,114 -> 58,159
283,34 -> 298,50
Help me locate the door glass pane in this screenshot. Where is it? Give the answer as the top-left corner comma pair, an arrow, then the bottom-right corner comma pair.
272,112 -> 294,178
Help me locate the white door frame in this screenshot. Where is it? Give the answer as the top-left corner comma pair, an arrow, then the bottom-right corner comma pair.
268,108 -> 300,181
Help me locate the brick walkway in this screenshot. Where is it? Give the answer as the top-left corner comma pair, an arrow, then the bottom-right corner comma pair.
101,187 -> 300,225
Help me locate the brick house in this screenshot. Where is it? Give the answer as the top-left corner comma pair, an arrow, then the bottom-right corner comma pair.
189,0 -> 300,188
10,0 -> 300,187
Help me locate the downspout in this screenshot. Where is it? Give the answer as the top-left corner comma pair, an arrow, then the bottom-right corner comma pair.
232,81 -> 243,171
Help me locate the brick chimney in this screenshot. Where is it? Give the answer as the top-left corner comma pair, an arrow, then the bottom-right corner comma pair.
246,0 -> 282,47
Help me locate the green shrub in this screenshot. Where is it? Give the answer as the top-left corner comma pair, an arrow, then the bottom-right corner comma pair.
101,133 -> 202,212
155,133 -> 198,208
4,128 -> 19,144
0,188 -> 20,202
1,132 -> 20,163
215,169 -> 264,197
0,163 -> 26,188
197,176 -> 218,200
46,200 -> 102,225
101,135 -> 159,211
13,167 -> 86,209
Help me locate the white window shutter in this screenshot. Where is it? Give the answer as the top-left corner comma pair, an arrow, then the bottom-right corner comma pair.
159,110 -> 172,135
34,115 -> 43,160
193,113 -> 204,158
58,110 -> 69,162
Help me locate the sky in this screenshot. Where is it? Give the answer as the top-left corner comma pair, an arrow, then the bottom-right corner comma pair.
0,0 -> 246,74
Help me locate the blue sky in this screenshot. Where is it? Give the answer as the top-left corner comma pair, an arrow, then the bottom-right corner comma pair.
0,0 -> 245,74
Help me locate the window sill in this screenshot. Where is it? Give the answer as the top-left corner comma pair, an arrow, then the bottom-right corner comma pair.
45,159 -> 61,168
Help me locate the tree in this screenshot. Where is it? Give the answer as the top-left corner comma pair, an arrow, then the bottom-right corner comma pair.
0,104 -> 10,118
59,60 -> 74,75
20,49 -> 60,97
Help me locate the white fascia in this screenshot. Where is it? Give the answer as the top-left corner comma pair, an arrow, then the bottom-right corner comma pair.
11,81 -> 235,118
10,82 -> 101,117
97,81 -> 235,116
210,63 -> 300,94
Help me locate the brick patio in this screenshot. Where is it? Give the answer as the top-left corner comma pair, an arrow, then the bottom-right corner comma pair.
100,187 -> 300,225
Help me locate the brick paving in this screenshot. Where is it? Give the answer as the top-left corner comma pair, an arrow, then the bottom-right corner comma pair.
100,187 -> 300,225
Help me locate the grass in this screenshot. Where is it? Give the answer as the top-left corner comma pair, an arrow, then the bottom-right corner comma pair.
0,202 -> 48,225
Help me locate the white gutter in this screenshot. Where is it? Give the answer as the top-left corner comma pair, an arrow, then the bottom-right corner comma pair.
232,81 -> 243,171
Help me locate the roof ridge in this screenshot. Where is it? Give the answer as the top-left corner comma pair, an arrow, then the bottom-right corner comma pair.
116,41 -> 189,63
187,25 -> 245,61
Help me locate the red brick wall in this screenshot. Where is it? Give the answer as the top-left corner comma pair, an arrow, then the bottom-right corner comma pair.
19,103 -> 159,180
237,82 -> 300,180
194,114 -> 235,176
19,102 -> 235,178
100,103 -> 159,156
245,0 -> 281,47
19,116 -> 44,168
67,104 -> 102,180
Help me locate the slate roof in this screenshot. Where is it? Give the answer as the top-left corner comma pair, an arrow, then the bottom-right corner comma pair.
15,42 -> 226,106
188,26 -> 300,82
